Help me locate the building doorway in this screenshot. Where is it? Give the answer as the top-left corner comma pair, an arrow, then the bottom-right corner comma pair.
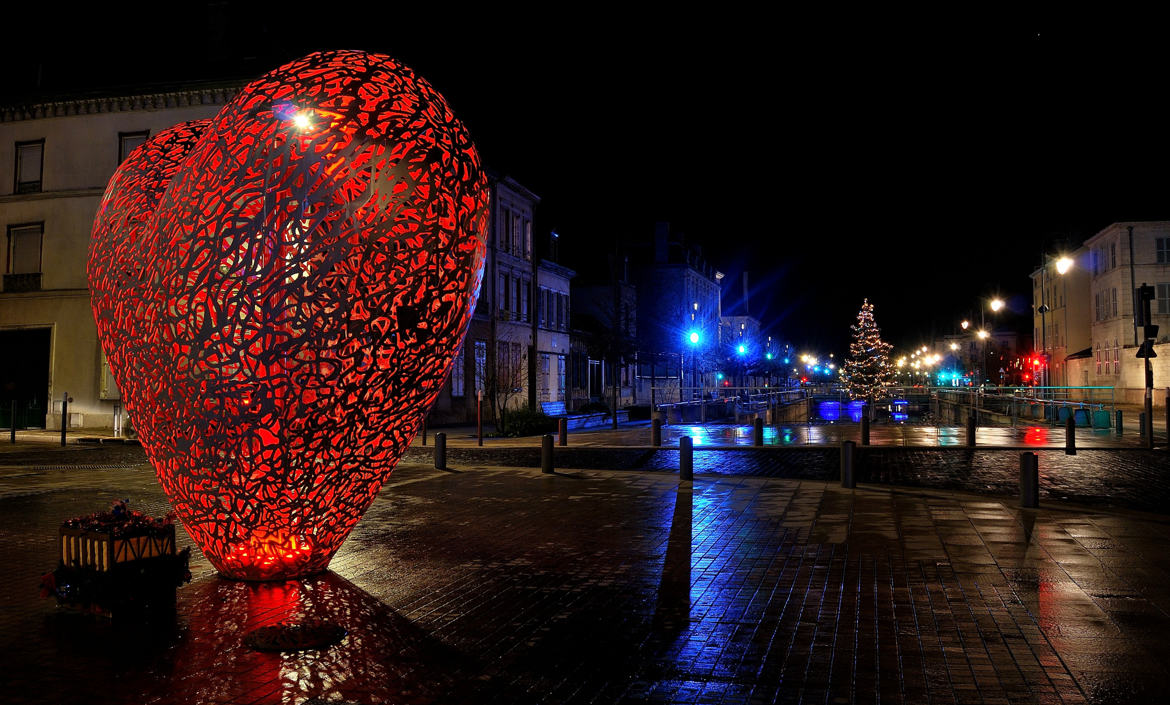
0,327 -> 51,429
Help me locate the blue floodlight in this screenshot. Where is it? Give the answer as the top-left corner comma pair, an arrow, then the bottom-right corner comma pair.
737,344 -> 746,355
688,331 -> 700,345
766,352 -> 773,360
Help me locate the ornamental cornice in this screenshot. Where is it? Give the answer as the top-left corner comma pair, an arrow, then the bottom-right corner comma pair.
1,84 -> 244,123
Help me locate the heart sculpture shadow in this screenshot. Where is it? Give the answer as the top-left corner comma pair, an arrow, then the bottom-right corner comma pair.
88,50 -> 489,580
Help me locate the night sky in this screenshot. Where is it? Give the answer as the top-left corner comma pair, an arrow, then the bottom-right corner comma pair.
5,7 -> 1167,356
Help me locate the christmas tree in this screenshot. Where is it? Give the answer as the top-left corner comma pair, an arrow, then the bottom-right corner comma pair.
844,299 -> 893,401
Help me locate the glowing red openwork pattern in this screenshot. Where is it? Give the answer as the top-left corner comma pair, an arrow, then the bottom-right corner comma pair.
88,51 -> 489,580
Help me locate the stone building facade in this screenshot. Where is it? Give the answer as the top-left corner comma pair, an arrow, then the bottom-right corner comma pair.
1037,221 -> 1170,406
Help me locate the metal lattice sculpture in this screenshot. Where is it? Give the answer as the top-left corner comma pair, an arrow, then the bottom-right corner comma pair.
88,51 -> 489,580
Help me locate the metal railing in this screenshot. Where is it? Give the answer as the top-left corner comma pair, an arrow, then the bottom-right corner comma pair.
934,386 -> 1117,428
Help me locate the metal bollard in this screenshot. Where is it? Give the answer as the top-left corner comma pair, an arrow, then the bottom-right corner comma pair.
558,417 -> 568,447
652,418 -> 663,447
422,420 -> 427,446
861,415 -> 870,446
841,440 -> 856,488
542,434 -> 554,474
1019,452 -> 1039,508
434,432 -> 447,470
1065,414 -> 1076,455
753,417 -> 763,446
966,410 -> 977,448
60,392 -> 72,447
1116,410 -> 1123,436
679,435 -> 693,481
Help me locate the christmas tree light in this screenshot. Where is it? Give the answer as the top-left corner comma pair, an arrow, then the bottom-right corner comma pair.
844,299 -> 893,402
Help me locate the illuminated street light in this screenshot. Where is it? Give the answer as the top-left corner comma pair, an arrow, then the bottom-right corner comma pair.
293,111 -> 312,130
688,331 -> 700,345
1056,256 -> 1073,275
977,330 -> 990,340
949,342 -> 958,350
991,298 -> 1004,312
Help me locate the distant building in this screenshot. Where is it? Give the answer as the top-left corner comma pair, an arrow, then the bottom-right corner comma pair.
932,330 -> 1019,386
571,257 -> 637,410
1029,245 -> 1091,387
631,222 -> 722,399
426,175 -> 574,424
0,85 -> 238,430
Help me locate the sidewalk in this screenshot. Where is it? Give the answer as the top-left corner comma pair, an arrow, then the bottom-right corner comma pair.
4,447 -> 1170,704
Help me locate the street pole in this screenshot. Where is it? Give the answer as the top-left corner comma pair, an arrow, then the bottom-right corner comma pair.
477,389 -> 483,447
1145,356 -> 1154,450
60,392 -> 72,447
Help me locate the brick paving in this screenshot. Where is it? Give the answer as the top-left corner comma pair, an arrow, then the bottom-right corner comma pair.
4,440 -> 1170,704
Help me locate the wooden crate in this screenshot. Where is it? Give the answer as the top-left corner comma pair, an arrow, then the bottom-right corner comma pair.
60,525 -> 176,572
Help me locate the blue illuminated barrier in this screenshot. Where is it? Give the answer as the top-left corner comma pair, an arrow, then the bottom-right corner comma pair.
1055,407 -> 1097,427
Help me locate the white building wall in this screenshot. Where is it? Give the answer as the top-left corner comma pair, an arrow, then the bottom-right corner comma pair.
0,90 -> 232,430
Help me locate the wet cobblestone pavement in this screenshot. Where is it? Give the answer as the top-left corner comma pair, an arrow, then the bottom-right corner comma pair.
4,440 -> 1170,704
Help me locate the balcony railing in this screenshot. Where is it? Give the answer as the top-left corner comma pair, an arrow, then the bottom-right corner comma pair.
3,272 -> 41,292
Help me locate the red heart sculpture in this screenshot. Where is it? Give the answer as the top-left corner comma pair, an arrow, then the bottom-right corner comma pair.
89,51 -> 488,580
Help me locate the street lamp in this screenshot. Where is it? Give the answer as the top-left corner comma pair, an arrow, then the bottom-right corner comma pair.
687,330 -> 700,400
1038,254 -> 1074,390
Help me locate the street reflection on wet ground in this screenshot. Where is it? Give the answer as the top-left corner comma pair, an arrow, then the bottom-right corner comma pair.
660,423 -> 1152,448
6,460 -> 1170,704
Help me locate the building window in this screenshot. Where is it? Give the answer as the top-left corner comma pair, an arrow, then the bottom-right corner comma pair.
5,222 -> 43,292
514,277 -> 523,321
474,340 -> 487,392
540,353 -> 551,402
1095,344 -> 1101,375
499,207 -> 511,250
524,219 -> 533,260
1158,283 -> 1170,315
1158,237 -> 1169,264
497,340 -> 510,381
15,140 -> 44,193
521,278 -> 530,322
1111,288 -> 1118,318
498,272 -> 509,318
511,342 -> 524,391
1113,339 -> 1120,374
118,131 -> 149,163
1110,242 -> 1117,269
450,345 -> 465,397
557,354 -> 566,401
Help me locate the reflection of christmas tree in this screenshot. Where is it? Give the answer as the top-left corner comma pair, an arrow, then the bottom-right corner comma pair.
844,299 -> 893,401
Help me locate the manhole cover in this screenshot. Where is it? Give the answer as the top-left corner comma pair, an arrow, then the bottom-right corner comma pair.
244,620 -> 346,652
